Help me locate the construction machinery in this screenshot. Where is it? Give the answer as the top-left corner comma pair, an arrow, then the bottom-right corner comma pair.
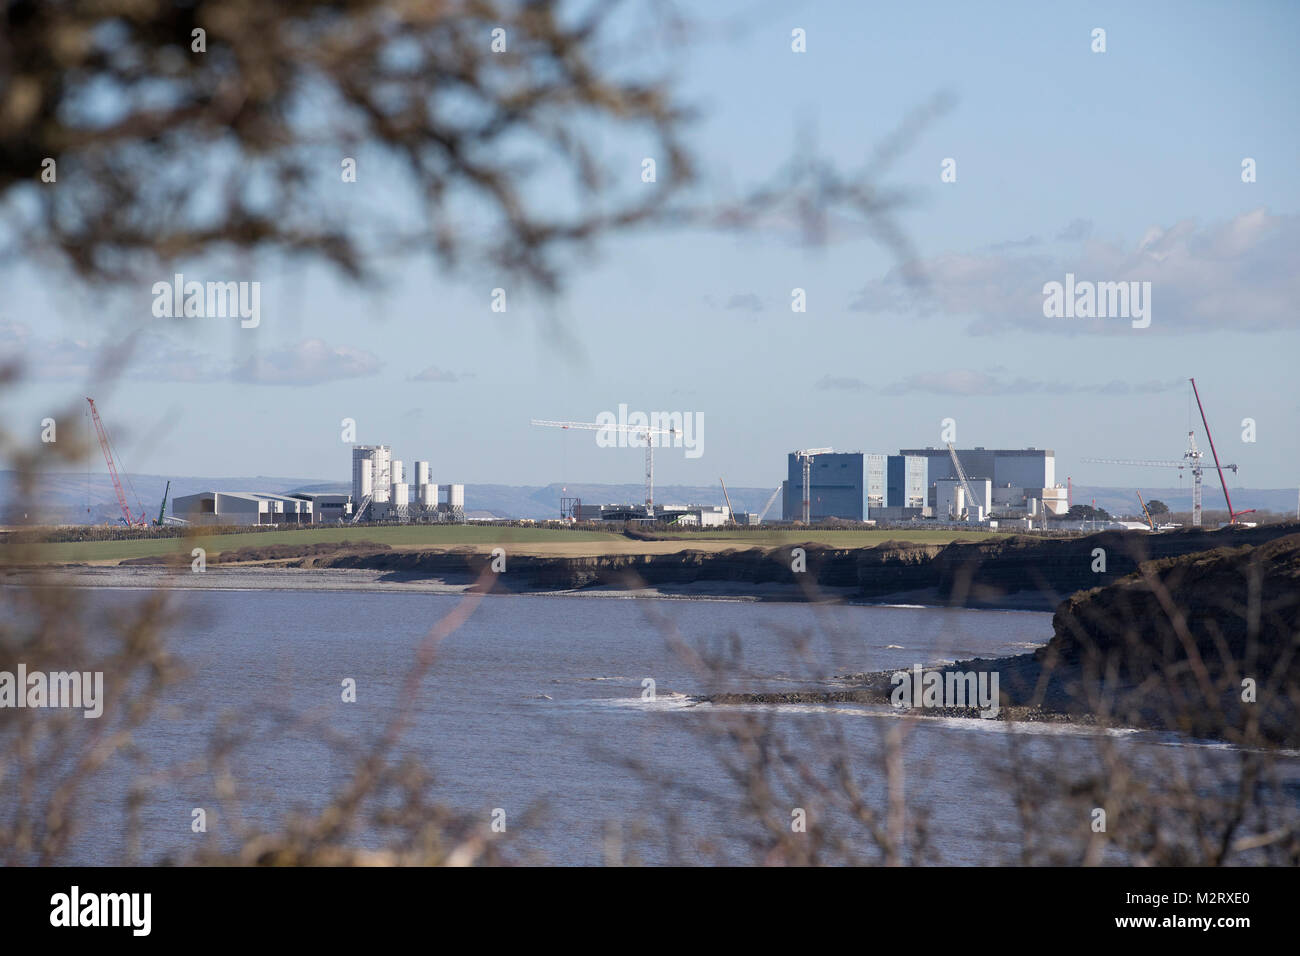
719,478 -> 736,526
86,397 -> 147,526
154,480 -> 171,526
946,443 -> 982,519
532,419 -> 680,513
1136,490 -> 1155,531
793,448 -> 833,524
1084,380 -> 1244,528
1191,377 -> 1254,526
756,486 -> 782,524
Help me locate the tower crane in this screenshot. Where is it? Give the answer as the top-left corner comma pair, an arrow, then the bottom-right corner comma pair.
1085,379 -> 1246,528
532,419 -> 680,513
793,448 -> 833,524
86,397 -> 146,526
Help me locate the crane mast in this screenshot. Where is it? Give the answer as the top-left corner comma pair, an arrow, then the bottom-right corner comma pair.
793,448 -> 833,524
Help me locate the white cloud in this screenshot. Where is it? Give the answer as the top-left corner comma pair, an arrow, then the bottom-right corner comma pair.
817,369 -> 1183,397
850,209 -> 1300,334
233,339 -> 383,386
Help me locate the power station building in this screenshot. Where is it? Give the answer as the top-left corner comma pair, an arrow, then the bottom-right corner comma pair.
774,446 -> 1065,524
782,452 -> 865,521
896,447 -> 1066,517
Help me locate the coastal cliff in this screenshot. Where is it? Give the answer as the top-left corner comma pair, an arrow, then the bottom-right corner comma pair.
290,522 -> 1299,610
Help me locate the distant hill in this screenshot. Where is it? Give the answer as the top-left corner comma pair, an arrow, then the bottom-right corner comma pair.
4,471 -> 1295,524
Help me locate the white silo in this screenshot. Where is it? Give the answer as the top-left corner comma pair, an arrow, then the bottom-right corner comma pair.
392,481 -> 409,507
391,460 -> 404,486
415,461 -> 430,488
419,483 -> 438,508
352,445 -> 391,502
448,484 -> 465,508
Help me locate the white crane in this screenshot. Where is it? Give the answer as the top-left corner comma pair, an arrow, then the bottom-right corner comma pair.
1084,431 -> 1238,528
946,443 -> 982,518
532,418 -> 680,513
793,448 -> 833,524
756,485 -> 782,524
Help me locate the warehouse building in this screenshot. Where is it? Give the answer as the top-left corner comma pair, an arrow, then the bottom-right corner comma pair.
171,491 -> 315,526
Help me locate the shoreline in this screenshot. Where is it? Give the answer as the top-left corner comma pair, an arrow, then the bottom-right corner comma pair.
2,564 -> 1043,610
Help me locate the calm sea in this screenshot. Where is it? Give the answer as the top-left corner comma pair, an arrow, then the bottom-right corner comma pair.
20,587 -> 1300,865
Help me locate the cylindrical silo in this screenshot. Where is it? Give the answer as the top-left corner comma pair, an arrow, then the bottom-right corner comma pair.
415,461 -> 430,488
391,460 -> 404,486
419,483 -> 437,508
448,484 -> 464,508
392,482 -> 409,507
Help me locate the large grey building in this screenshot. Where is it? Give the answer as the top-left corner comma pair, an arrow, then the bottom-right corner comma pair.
898,447 -> 1054,488
896,447 -> 1065,516
782,452 -> 864,521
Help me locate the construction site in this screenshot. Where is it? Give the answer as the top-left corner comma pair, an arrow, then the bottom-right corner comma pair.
72,379 -> 1263,533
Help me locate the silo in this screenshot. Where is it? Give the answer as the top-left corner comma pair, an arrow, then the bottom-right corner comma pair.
391,460 -> 404,486
419,483 -> 438,508
353,444 -> 392,503
415,461 -> 430,488
392,482 -> 409,507
448,484 -> 465,508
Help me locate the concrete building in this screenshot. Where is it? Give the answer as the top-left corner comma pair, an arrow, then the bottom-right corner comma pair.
886,455 -> 928,509
934,478 -> 992,522
172,491 -> 314,526
899,446 -> 1054,488
290,492 -> 352,523
866,454 -> 886,512
783,452 -> 865,521
897,447 -> 1066,517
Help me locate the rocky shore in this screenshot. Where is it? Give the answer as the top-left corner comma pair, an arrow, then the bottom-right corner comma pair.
705,532 -> 1300,745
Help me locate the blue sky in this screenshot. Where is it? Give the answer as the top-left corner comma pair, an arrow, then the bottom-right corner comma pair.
5,0 -> 1298,494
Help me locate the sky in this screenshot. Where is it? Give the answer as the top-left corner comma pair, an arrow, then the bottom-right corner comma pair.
4,0 -> 1298,497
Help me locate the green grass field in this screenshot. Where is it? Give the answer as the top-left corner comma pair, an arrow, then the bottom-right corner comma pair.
8,524 -> 1007,565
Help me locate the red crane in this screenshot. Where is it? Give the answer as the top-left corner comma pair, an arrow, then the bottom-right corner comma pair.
1190,378 -> 1254,525
86,397 -> 145,526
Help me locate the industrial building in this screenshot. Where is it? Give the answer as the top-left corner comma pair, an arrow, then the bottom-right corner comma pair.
350,445 -> 464,522
574,503 -> 730,526
782,452 -> 865,521
171,491 -> 317,526
772,445 -> 1066,525
896,446 -> 1067,519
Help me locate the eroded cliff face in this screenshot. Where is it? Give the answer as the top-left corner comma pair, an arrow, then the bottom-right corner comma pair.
1036,533 -> 1300,743
294,523 -> 1300,611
